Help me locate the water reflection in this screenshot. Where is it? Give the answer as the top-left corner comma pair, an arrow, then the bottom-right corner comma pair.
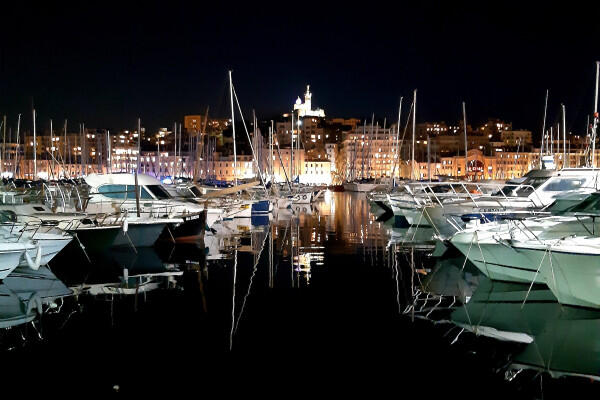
405,246 -> 600,391
3,191 -> 595,395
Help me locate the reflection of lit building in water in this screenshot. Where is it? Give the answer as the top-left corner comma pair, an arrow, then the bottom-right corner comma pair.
271,191 -> 390,287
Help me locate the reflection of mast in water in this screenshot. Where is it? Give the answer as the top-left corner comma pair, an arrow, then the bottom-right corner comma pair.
269,222 -> 274,289
235,223 -> 271,335
229,248 -> 237,351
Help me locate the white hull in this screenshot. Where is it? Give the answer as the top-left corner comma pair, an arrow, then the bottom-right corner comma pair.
0,244 -> 30,280
451,230 -> 544,284
19,236 -> 73,268
344,182 -> 378,192
514,238 -> 600,308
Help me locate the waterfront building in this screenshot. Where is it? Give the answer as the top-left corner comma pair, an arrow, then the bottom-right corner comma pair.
341,123 -> 399,180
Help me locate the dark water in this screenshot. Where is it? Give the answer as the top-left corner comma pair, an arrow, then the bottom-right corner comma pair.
1,192 -> 599,397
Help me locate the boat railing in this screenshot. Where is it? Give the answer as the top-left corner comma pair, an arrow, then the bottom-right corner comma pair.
1,220 -> 43,241
403,181 -> 545,210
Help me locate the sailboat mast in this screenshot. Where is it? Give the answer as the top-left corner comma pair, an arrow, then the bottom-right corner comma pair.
427,134 -> 431,181
1,115 -> 5,177
540,89 -> 548,168
229,70 -> 237,187
270,120 -> 274,181
361,119 -> 366,179
63,119 -> 67,176
369,113 -> 374,178
462,102 -> 468,178
291,111 -> 294,187
14,114 -> 21,177
50,119 -> 54,179
174,121 -> 177,178
411,89 -> 416,180
179,123 -> 182,178
592,61 -> 599,168
563,104 -> 567,168
82,123 -> 86,176
107,130 -> 111,173
391,96 -> 403,186
33,108 -> 37,179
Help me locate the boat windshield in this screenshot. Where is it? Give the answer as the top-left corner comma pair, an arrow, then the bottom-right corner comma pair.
564,193 -> 600,214
145,185 -> 172,200
545,195 -> 592,214
493,176 -> 548,197
189,186 -> 202,198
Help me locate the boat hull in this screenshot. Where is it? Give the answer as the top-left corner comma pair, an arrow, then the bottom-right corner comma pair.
451,231 -> 545,284
0,245 -> 28,280
68,226 -> 121,253
170,211 -> 207,243
112,222 -> 167,248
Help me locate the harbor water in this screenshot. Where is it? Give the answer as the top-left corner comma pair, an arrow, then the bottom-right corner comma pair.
1,192 -> 598,397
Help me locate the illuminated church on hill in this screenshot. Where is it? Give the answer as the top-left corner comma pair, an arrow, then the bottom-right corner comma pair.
294,85 -> 325,118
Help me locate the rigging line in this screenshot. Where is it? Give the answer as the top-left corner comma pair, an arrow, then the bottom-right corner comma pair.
391,99 -> 415,182
234,223 -> 272,335
229,248 -> 237,351
231,84 -> 268,194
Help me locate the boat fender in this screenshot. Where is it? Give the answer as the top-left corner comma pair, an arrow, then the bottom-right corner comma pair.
25,246 -> 43,270
123,219 -> 129,233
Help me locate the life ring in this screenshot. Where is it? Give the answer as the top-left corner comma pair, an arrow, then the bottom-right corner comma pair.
302,195 -> 307,200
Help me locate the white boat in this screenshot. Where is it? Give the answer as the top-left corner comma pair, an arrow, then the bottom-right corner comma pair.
0,241 -> 33,280
387,191 -> 432,227
84,173 -> 222,241
423,168 -> 600,239
508,236 -> 600,309
343,181 -> 380,192
0,221 -> 72,270
451,191 -> 600,284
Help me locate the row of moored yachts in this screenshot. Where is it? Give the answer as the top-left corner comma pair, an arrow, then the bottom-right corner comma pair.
372,167 -> 600,309
0,173 -> 325,281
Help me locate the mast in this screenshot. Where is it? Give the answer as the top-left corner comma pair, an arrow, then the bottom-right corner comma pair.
380,118 -> 385,180
462,102 -> 468,178
411,89 -> 416,180
550,126 -> 553,157
361,119 -> 366,179
179,123 -> 182,179
137,118 -> 141,173
1,115 -> 5,177
63,119 -> 67,176
82,123 -> 87,176
369,113 -> 374,179
427,134 -> 431,181
562,104 -> 567,168
50,119 -> 54,179
14,114 -> 21,177
291,111 -> 294,187
270,120 -> 274,181
33,108 -> 37,179
391,96 -> 403,187
228,70 -> 237,187
107,130 -> 111,173
174,121 -> 177,178
593,62 -> 600,167
540,89 -> 548,168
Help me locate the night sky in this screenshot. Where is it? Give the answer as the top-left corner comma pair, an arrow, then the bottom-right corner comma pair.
1,3 -> 599,140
